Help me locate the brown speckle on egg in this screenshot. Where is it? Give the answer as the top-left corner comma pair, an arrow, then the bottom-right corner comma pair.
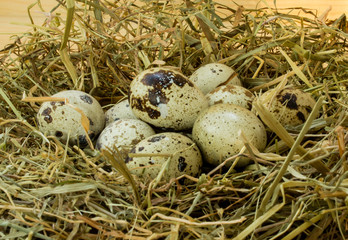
88,117 -> 94,126
51,101 -> 65,108
42,108 -> 53,123
78,135 -> 89,147
125,148 -> 136,163
131,97 -> 161,119
296,111 -> 306,122
278,92 -> 298,110
178,156 -> 187,172
55,131 -> 63,137
148,89 -> 168,106
80,94 -> 93,104
148,135 -> 166,143
141,69 -> 193,89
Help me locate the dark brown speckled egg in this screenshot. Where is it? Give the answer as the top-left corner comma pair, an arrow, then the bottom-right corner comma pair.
257,87 -> 316,127
125,132 -> 202,180
128,67 -> 208,131
37,90 -> 105,147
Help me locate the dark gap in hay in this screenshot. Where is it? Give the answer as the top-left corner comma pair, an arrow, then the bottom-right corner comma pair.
0,0 -> 347,239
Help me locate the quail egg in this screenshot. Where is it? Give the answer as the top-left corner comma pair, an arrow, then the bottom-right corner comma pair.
37,90 -> 105,147
189,63 -> 242,94
128,67 -> 208,130
206,85 -> 255,110
125,132 -> 202,180
105,99 -> 138,126
192,104 -> 267,167
256,87 -> 316,127
96,119 -> 155,157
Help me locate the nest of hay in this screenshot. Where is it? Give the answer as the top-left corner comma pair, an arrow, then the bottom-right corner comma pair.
0,0 -> 347,239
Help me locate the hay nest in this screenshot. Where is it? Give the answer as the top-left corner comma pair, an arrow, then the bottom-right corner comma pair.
0,0 -> 347,239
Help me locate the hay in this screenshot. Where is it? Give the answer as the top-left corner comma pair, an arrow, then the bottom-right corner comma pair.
0,0 -> 347,239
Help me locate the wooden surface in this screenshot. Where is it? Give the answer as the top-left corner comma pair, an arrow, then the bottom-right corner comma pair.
1,0 -> 347,48
0,0 -> 59,48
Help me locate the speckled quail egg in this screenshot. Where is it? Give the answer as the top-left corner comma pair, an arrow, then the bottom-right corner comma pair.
37,90 -> 105,147
96,119 -> 155,157
128,67 -> 208,130
189,63 -> 242,94
206,85 -> 255,110
256,87 -> 316,127
192,104 -> 267,167
105,99 -> 138,126
125,132 -> 202,180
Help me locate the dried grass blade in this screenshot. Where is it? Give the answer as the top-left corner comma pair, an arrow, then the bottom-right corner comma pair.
283,41 -> 310,59
32,182 -> 98,198
66,103 -> 93,149
59,49 -> 78,87
200,36 -> 216,62
185,0 -> 218,53
232,203 -> 284,240
256,96 -> 325,217
101,149 -> 141,207
21,96 -> 68,103
335,126 -> 346,159
147,213 -> 246,227
195,12 -> 221,35
250,65 -> 304,92
268,181 -> 319,239
0,88 -> 22,120
232,41 -> 280,65
138,50 -> 151,69
92,0 -> 103,33
75,215 -> 128,238
233,6 -> 244,27
27,2 -> 37,32
59,0 -> 78,85
60,0 -> 75,50
253,97 -> 329,174
0,220 -> 53,240
88,47 -> 99,88
279,48 -> 313,88
282,213 -> 324,240
148,206 -> 195,222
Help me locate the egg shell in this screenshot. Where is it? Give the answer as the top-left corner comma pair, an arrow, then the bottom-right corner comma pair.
129,67 -> 208,130
189,63 -> 242,94
105,99 -> 138,126
257,87 -> 316,127
192,104 -> 267,167
96,119 -> 155,157
37,90 -> 105,147
206,85 -> 255,110
125,132 -> 202,180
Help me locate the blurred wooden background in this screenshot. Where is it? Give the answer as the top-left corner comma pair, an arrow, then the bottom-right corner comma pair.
1,0 -> 347,48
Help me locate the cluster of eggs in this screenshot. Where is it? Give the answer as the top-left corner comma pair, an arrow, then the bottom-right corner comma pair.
37,63 -> 316,180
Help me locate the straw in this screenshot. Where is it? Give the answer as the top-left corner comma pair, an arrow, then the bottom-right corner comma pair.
0,0 -> 347,238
